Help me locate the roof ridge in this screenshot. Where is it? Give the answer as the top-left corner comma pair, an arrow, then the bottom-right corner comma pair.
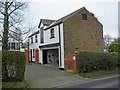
45,7 -> 86,29
41,18 -> 56,21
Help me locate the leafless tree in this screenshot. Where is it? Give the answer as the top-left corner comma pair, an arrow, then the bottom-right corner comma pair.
0,0 -> 31,50
103,34 -> 113,50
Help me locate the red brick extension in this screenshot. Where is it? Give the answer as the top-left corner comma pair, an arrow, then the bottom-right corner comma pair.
64,55 -> 79,74
64,58 -> 73,69
35,50 -> 39,64
25,50 -> 29,65
73,55 -> 79,74
25,50 -> 78,74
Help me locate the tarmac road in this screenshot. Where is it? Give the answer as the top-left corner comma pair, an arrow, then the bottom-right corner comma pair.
56,75 -> 120,88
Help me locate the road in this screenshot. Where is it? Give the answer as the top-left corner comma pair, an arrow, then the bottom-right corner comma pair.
56,75 -> 120,88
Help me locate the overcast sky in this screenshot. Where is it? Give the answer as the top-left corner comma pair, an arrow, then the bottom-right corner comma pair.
24,0 -> 119,38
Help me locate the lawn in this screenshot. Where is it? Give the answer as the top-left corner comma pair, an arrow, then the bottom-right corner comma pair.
79,68 -> 119,79
2,80 -> 31,88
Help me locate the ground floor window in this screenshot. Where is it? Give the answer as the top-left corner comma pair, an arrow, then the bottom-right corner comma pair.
33,49 -> 35,58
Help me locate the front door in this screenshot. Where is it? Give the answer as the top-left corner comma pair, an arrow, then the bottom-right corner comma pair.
43,50 -> 47,64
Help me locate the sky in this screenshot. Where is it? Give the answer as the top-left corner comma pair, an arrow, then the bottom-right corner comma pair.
22,0 -> 119,38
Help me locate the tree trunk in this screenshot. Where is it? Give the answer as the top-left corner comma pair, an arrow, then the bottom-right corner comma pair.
2,1 -> 9,50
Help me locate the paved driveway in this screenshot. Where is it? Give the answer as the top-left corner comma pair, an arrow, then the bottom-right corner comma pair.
25,63 -> 89,88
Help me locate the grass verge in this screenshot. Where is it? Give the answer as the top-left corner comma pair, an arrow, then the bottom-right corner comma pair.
79,68 -> 119,79
2,80 -> 31,88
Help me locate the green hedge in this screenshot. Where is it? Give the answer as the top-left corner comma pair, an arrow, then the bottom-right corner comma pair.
110,52 -> 119,67
108,43 -> 120,52
2,50 -> 26,82
77,52 -> 118,73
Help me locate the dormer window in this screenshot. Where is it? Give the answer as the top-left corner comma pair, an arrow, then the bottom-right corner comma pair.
50,28 -> 55,39
82,13 -> 87,20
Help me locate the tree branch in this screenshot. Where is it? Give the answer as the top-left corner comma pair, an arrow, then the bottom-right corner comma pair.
9,33 -> 22,42
9,29 -> 20,35
0,2 -> 5,6
7,0 -> 14,9
8,3 -> 25,15
0,10 -> 4,15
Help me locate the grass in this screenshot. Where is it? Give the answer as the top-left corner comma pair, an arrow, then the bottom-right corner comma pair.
79,68 -> 119,79
2,80 -> 31,88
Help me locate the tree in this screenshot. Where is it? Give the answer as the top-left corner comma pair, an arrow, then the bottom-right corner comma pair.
103,34 -> 113,51
0,0 -> 28,50
108,43 -> 119,52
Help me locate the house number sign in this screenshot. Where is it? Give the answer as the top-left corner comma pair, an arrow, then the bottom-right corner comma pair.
73,56 -> 76,60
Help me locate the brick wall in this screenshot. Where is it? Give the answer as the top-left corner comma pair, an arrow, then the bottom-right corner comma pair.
64,57 -> 73,69
63,8 -> 103,61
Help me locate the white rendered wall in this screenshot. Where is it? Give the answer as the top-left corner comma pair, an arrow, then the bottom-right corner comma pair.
40,25 -> 59,46
29,32 -> 40,62
59,23 -> 64,69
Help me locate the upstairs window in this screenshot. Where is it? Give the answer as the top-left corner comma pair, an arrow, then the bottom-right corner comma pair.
50,28 -> 55,39
31,37 -> 33,44
40,27 -> 44,43
35,35 -> 38,43
82,13 -> 87,20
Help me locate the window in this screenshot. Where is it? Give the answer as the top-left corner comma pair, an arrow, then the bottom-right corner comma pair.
8,43 -> 10,50
33,49 -> 35,58
82,13 -> 87,20
40,27 -> 44,43
50,28 -> 55,39
35,35 -> 38,43
31,37 -> 33,44
11,43 -> 15,50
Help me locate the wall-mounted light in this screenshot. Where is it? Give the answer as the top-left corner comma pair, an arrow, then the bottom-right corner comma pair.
74,48 -> 78,55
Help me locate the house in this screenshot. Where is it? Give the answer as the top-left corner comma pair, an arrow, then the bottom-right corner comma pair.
29,7 -> 103,69
8,38 -> 25,52
0,38 -> 2,51
0,38 -> 25,51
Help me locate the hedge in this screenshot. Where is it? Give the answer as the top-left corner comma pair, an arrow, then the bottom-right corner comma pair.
77,52 -> 118,73
2,50 -> 26,82
108,43 -> 120,52
110,52 -> 119,67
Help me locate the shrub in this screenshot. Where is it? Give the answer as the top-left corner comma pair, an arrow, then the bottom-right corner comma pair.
2,50 -> 26,82
77,52 -> 117,73
110,52 -> 119,67
108,43 -> 120,52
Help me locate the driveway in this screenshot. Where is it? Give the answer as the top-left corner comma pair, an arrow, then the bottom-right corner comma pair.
25,63 -> 89,88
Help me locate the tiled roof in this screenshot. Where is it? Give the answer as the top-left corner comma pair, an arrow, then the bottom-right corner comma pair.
38,19 -> 56,28
44,7 -> 86,30
29,30 -> 39,37
30,19 -> 56,37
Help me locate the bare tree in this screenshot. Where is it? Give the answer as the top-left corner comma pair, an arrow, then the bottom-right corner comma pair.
0,0 -> 28,50
103,34 -> 113,51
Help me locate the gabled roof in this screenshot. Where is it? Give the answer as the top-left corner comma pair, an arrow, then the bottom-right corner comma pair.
44,7 -> 86,30
38,19 -> 56,28
29,30 -> 39,37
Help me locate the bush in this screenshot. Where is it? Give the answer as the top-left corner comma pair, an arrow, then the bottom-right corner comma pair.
110,52 -> 119,67
2,50 -> 26,82
77,52 -> 118,73
108,43 -> 120,52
